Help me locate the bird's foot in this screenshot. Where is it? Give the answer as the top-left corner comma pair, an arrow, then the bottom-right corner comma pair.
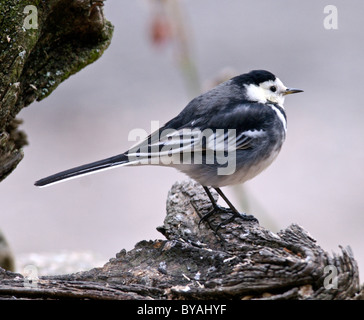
215,211 -> 258,231
198,205 -> 258,231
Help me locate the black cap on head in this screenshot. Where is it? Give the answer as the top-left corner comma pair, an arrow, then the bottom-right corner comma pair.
231,70 -> 276,87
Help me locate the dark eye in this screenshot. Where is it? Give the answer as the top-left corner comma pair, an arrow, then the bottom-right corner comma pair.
270,86 -> 277,92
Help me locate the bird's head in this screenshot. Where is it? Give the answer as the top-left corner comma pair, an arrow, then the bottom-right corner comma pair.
233,70 -> 303,106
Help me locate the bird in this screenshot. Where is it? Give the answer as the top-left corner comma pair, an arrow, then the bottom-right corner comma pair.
35,70 -> 303,228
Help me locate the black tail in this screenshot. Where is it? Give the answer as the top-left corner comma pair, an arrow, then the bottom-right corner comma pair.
34,153 -> 129,187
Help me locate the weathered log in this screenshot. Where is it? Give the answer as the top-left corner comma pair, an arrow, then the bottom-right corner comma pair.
0,180 -> 362,300
0,0 -> 113,180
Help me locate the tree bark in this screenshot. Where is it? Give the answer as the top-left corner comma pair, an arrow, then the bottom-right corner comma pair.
0,180 -> 362,300
0,0 -> 113,180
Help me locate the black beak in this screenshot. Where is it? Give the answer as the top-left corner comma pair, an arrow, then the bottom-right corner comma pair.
283,88 -> 304,95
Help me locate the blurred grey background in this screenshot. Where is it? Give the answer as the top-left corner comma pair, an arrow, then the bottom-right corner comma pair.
1,0 -> 363,274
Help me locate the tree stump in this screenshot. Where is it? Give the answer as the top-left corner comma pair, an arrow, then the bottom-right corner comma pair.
0,180 -> 362,300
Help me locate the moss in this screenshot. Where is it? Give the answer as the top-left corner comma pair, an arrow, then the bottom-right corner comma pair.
38,20 -> 114,100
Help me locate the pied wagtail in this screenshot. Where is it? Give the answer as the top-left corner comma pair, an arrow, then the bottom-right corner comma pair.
35,70 -> 303,227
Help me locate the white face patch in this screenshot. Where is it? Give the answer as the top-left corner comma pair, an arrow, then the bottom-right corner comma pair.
244,78 -> 287,107
244,83 -> 267,104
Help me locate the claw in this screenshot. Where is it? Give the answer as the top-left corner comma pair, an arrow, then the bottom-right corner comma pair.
198,205 -> 234,227
215,212 -> 258,231
197,204 -> 258,231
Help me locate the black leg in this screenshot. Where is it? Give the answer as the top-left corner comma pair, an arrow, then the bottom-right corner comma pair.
199,186 -> 258,230
203,186 -> 218,209
214,188 -> 239,213
197,187 -> 224,226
